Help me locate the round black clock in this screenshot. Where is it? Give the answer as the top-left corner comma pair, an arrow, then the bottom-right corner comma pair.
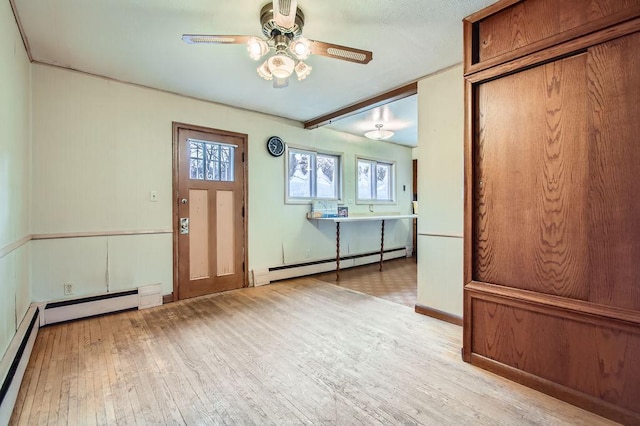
267,136 -> 285,157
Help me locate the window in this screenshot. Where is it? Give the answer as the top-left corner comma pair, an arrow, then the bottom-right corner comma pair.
188,139 -> 235,181
287,147 -> 341,201
357,157 -> 395,203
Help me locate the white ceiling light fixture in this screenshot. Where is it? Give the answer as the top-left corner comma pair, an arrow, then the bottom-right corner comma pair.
289,37 -> 311,60
247,37 -> 269,60
257,60 -> 273,80
365,124 -> 394,140
267,51 -> 296,79
294,61 -> 312,80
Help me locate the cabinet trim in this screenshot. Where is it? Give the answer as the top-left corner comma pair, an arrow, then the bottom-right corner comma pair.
465,17 -> 640,83
466,281 -> 640,333
469,353 -> 640,425
464,3 -> 640,75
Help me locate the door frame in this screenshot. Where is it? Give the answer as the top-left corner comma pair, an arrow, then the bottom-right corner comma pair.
171,121 -> 249,301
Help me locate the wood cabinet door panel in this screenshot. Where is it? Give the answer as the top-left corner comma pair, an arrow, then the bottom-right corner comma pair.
477,0 -> 640,63
474,53 -> 590,299
586,32 -> 640,311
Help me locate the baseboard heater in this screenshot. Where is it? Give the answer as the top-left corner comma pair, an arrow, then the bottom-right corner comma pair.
254,247 -> 408,286
42,283 -> 163,326
0,306 -> 39,425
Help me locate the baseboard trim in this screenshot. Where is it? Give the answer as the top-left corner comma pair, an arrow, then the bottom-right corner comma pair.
0,306 -> 40,424
163,293 -> 174,304
255,248 -> 408,286
470,353 -> 639,425
414,304 -> 463,326
269,248 -> 406,272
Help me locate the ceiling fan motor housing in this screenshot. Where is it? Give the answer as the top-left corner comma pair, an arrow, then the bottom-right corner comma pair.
260,2 -> 304,40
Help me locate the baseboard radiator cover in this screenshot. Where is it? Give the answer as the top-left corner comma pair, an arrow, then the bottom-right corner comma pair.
0,306 -> 40,425
42,283 -> 163,326
253,247 -> 408,286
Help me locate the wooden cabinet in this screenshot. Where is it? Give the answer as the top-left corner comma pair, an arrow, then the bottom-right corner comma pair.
463,1 -> 640,424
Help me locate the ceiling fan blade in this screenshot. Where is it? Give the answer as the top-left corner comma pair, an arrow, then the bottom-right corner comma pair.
273,0 -> 297,29
181,34 -> 253,45
308,40 -> 373,64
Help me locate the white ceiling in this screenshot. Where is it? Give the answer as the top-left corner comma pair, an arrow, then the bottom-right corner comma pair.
12,0 -> 497,146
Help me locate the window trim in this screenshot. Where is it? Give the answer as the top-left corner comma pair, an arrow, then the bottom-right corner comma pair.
285,145 -> 343,204
355,155 -> 396,205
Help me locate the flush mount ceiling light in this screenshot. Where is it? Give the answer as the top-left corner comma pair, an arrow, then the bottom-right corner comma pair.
365,124 -> 394,140
182,0 -> 373,88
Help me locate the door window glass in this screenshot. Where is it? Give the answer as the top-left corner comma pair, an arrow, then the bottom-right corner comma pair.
189,139 -> 235,181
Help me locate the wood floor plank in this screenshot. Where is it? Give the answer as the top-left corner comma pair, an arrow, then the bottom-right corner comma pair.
104,314 -> 139,425
29,326 -> 55,425
11,278 -> 616,425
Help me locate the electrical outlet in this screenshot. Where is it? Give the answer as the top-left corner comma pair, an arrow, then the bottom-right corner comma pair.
305,249 -> 311,258
64,283 -> 74,295
150,190 -> 158,202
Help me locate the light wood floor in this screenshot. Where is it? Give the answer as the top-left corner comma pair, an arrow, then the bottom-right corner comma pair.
315,257 -> 417,308
11,278 -> 615,425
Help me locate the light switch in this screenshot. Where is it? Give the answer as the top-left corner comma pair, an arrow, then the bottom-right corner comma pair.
150,191 -> 158,202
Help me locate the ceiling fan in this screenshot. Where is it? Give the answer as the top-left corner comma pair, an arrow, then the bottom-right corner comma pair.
182,0 -> 373,88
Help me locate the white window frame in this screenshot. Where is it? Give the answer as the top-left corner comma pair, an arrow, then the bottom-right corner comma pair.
355,156 -> 396,204
285,145 -> 343,204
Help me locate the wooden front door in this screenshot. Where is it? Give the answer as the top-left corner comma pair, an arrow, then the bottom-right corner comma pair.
173,122 -> 247,300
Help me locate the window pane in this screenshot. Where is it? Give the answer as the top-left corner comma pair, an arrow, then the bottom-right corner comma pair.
376,163 -> 391,200
220,146 -> 234,182
190,142 -> 203,159
288,151 -> 312,198
357,160 -> 373,200
205,144 -> 219,181
190,159 -> 204,180
316,155 -> 337,198
190,139 -> 235,182
189,141 -> 204,180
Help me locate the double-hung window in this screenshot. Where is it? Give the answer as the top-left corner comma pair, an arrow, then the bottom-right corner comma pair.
287,147 -> 341,202
357,157 -> 395,203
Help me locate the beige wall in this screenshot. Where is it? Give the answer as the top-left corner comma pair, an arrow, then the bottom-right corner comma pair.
30,64 -> 414,301
0,1 -> 32,358
416,65 -> 464,317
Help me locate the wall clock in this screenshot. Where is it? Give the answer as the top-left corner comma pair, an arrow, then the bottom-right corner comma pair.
267,136 -> 285,157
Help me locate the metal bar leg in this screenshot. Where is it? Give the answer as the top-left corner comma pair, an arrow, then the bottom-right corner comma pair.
380,220 -> 385,272
336,222 -> 340,281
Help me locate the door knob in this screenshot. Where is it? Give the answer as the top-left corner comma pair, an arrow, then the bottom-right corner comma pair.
181,198 -> 188,204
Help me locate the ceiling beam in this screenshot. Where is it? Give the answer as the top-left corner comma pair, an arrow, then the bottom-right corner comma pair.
303,82 -> 418,129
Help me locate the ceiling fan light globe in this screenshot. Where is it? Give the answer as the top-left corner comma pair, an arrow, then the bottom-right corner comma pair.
290,38 -> 311,60
268,53 -> 295,79
257,60 -> 273,80
247,37 -> 269,60
295,61 -> 312,81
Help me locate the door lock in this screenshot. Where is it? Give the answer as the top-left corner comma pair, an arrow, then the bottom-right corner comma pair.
180,218 -> 189,234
